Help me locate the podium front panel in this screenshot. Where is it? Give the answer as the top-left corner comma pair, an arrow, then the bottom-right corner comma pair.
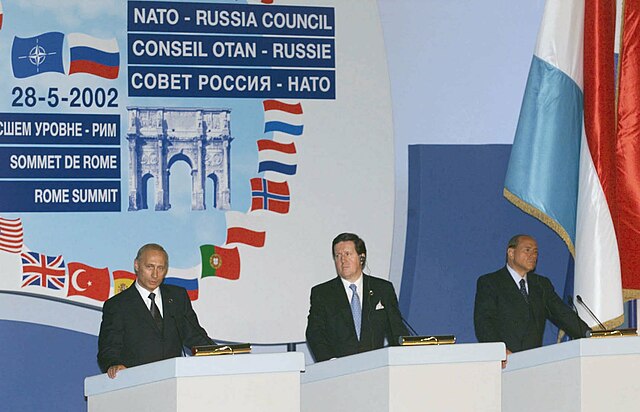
302,343 -> 505,412
503,337 -> 640,412
85,353 -> 305,412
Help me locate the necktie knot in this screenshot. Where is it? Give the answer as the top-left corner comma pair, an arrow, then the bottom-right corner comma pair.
149,292 -> 156,301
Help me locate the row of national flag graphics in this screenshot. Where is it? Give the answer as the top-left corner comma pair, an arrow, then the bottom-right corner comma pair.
18,250 -> 206,302
11,31 -> 119,79
8,197 -> 284,303
199,99 -> 304,279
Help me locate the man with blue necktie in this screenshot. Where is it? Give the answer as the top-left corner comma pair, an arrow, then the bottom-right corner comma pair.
305,233 -> 408,362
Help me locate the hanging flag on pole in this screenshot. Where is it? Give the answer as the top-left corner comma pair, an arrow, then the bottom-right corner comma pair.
616,1 -> 640,301
504,0 -> 623,328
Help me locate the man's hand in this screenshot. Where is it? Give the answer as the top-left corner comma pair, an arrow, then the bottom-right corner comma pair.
502,349 -> 512,369
107,364 -> 126,379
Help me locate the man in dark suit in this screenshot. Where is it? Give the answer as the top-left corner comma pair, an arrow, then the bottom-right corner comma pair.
98,243 -> 213,378
306,233 -> 409,362
474,234 -> 589,362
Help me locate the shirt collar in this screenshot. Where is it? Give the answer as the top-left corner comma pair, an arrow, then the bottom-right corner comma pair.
135,280 -> 161,300
506,264 -> 527,286
340,273 -> 363,292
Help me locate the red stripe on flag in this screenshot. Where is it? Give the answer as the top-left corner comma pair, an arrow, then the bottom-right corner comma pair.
617,1 -> 640,293
267,198 -> 289,213
257,139 -> 297,154
583,0 -> 617,202
0,217 -> 23,253
265,179 -> 290,196
69,60 -> 119,79
263,99 -> 303,114
226,227 -> 266,247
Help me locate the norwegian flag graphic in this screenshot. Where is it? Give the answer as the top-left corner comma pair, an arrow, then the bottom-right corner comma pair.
21,251 -> 66,290
250,178 -> 290,214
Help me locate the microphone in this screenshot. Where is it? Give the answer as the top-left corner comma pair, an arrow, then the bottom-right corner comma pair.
168,297 -> 215,347
168,313 -> 187,357
181,310 -> 216,346
566,296 -> 588,339
576,295 -> 606,331
166,298 -> 187,357
400,313 -> 419,337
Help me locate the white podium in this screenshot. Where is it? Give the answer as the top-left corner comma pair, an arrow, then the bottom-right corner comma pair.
301,343 -> 506,412
84,352 -> 305,412
503,337 -> 640,412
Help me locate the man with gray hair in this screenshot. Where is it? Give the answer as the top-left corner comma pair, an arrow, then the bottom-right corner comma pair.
474,234 -> 589,360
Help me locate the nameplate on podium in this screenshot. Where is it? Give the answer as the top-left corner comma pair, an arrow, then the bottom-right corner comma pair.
587,328 -> 637,339
191,343 -> 252,356
399,335 -> 456,346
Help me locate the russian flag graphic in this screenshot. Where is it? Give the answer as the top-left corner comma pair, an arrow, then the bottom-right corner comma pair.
163,277 -> 199,301
68,33 -> 119,79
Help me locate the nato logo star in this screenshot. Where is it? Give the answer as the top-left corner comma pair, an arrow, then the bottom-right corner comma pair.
11,32 -> 65,78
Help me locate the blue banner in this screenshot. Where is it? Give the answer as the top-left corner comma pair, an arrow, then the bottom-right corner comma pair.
128,2 -> 335,36
0,113 -> 120,145
129,66 -> 335,98
128,33 -> 335,68
0,181 -> 120,212
0,147 -> 120,179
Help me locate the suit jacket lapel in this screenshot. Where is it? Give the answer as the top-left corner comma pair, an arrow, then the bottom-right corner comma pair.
526,275 -> 545,316
359,275 -> 374,343
130,284 -> 164,335
330,277 -> 358,340
160,285 -> 174,332
497,268 -> 530,317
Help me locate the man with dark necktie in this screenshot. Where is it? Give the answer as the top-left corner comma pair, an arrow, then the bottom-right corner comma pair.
474,234 -> 589,366
98,243 -> 213,378
305,233 -> 408,362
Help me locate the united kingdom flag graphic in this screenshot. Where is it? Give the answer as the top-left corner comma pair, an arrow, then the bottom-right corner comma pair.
21,251 -> 66,290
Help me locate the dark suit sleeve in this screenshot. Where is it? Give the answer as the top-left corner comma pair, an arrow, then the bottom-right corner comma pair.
305,285 -> 334,362
382,282 -> 409,345
97,298 -> 125,373
538,277 -> 589,339
175,288 -> 214,348
474,275 -> 503,344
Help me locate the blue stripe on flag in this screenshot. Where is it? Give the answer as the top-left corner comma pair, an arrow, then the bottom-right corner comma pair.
505,55 -> 583,245
251,191 -> 290,202
70,46 -> 119,67
163,277 -> 198,292
264,121 -> 303,136
258,161 -> 297,175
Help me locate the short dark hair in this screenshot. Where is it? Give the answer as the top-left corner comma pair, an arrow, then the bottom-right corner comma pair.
135,243 -> 169,265
332,233 -> 367,264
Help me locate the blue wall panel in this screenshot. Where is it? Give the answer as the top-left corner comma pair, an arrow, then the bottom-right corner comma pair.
400,144 -> 572,346
1,320 -> 99,412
